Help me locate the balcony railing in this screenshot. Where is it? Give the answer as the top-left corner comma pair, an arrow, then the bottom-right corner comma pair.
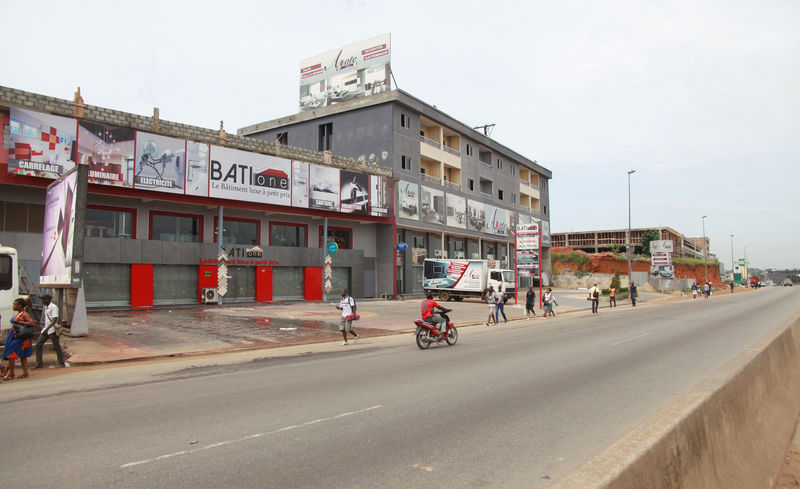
480,191 -> 493,198
479,159 -> 492,167
520,180 -> 540,189
421,173 -> 441,185
444,180 -> 461,191
443,146 -> 461,157
419,135 -> 441,149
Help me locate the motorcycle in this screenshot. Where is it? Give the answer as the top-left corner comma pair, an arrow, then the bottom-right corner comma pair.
414,311 -> 458,350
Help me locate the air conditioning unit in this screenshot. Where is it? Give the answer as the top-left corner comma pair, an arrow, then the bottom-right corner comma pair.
201,287 -> 219,304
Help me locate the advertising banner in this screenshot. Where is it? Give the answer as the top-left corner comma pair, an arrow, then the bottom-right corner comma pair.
369,175 -> 391,217
398,180 -> 419,220
541,220 -> 551,246
515,223 -> 540,251
340,170 -> 369,215
134,132 -> 186,194
40,165 -> 87,287
78,121 -> 135,187
7,108 -> 77,178
299,34 -> 391,111
185,142 -> 210,197
515,223 -> 541,280
420,186 -> 445,225
467,200 -> 485,232
309,163 -> 340,211
209,146 -> 291,206
292,160 -> 310,208
446,193 -> 466,229
650,240 -> 674,254
486,205 -> 507,236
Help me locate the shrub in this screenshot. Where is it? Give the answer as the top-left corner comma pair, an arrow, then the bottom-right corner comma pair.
610,271 -> 621,291
574,270 -> 590,278
553,252 -> 592,271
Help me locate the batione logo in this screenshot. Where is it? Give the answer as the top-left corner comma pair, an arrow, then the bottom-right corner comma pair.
334,49 -> 357,72
210,161 -> 288,190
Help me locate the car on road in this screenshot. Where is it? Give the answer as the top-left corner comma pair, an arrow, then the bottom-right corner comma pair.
783,279 -> 793,287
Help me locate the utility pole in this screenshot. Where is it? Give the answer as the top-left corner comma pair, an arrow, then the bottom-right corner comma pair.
627,170 -> 636,287
702,215 -> 709,284
730,234 -> 735,281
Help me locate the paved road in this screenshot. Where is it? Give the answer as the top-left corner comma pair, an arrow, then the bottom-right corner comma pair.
3,288 -> 798,488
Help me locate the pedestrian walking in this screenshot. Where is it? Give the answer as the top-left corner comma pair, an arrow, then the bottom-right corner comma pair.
2,298 -> 34,381
703,282 -> 711,298
729,282 -> 735,294
484,285 -> 496,326
525,285 -> 536,320
691,282 -> 698,299
543,288 -> 556,318
609,285 -> 617,308
589,283 -> 600,314
33,294 -> 67,369
494,285 -> 508,323
630,282 -> 638,307
335,289 -> 359,346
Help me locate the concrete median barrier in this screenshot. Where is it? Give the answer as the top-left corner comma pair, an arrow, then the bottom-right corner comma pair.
551,316 -> 800,489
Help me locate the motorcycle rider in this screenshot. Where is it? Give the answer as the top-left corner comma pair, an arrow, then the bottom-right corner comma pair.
421,291 -> 451,335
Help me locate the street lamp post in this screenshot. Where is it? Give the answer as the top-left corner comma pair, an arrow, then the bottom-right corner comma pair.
730,234 -> 735,282
627,170 -> 636,287
702,215 -> 709,284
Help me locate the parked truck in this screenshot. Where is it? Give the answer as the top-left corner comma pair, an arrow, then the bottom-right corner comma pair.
423,259 -> 516,302
0,244 -> 20,325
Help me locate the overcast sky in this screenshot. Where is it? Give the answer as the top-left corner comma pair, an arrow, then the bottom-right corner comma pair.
2,0 -> 798,269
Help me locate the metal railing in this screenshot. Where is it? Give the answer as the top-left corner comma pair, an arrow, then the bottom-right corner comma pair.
443,146 -> 461,157
419,135 -> 441,149
444,180 -> 461,191
421,173 -> 441,185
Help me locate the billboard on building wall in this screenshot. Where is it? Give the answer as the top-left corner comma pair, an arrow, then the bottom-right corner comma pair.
185,142 -> 210,197
292,160 -> 310,208
446,193 -> 466,229
309,163 -> 340,211
77,121 -> 135,187
485,205 -> 507,236
420,186 -> 445,225
40,165 -> 88,287
369,175 -> 390,217
134,132 -> 186,194
299,34 -> 391,111
7,108 -> 77,178
398,180 -> 419,220
467,200 -> 485,231
209,146 -> 291,206
340,170 -> 369,215
541,220 -> 551,246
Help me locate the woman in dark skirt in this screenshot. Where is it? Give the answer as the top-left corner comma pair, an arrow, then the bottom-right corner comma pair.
2,298 -> 34,380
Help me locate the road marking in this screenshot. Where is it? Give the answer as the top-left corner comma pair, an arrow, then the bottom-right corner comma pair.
610,333 -> 651,346
120,405 -> 383,468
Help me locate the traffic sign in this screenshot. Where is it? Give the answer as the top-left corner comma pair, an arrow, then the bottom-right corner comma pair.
396,242 -> 408,251
327,241 -> 339,254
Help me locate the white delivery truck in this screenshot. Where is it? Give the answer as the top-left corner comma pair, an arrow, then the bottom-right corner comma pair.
423,259 -> 516,302
0,244 -> 21,326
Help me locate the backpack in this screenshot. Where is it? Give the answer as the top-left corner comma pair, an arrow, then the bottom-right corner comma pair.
593,290 -> 599,299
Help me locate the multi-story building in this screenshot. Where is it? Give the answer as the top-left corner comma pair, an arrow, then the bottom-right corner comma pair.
239,90 -> 552,294
551,226 -> 711,259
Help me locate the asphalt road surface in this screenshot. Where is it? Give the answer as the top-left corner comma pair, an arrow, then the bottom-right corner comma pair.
3,288 -> 799,489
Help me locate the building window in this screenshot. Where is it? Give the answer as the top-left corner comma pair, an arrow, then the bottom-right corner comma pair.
0,254 -> 11,291
318,123 -> 333,151
0,201 -> 44,232
498,189 -> 504,200
511,194 -> 517,204
277,132 -> 288,145
401,155 -> 412,171
270,222 -> 307,247
214,217 -> 260,245
400,113 -> 411,129
468,179 -> 474,191
150,211 -> 203,242
319,226 -> 352,249
86,205 -> 136,238
496,158 -> 503,170
511,166 -> 516,176
466,144 -> 473,157
544,205 -> 548,215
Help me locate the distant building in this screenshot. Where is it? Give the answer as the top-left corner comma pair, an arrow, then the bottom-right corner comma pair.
551,227 -> 714,259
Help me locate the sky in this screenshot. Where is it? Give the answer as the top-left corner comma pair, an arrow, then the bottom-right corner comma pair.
1,0 -> 798,269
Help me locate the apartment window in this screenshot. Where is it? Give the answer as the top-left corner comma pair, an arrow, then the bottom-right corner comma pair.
277,132 -> 288,145
86,206 -> 136,238
511,166 -> 516,176
466,144 -> 473,157
544,205 -> 548,215
0,201 -> 44,232
214,217 -> 260,245
318,123 -> 333,151
496,158 -> 503,170
498,189 -> 504,201
270,222 -> 307,247
319,227 -> 352,249
400,113 -> 411,129
468,179 -> 474,191
150,211 -> 203,242
511,194 -> 517,204
401,155 -> 412,171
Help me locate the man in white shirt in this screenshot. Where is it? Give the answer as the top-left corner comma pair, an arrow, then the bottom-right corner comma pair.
335,289 -> 360,346
494,285 -> 507,323
589,283 -> 600,314
34,294 -> 67,368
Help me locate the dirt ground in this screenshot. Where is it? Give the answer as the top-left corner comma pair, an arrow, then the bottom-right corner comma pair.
777,416 -> 800,488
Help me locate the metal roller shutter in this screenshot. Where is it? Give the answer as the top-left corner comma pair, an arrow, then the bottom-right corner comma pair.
223,266 -> 255,302
153,265 -> 198,305
84,263 -> 131,308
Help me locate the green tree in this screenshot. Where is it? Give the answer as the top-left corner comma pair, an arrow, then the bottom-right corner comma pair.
610,270 -> 621,290
789,274 -> 800,284
640,229 -> 660,256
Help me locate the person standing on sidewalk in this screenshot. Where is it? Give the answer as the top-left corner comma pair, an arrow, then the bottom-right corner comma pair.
630,282 -> 638,307
34,294 -> 67,369
335,289 -> 359,346
703,282 -> 711,298
691,282 -> 698,299
2,298 -> 33,380
729,282 -> 735,294
609,285 -> 617,308
494,285 -> 508,323
484,286 -> 496,326
543,288 -> 556,318
589,283 -> 600,314
525,286 -> 536,320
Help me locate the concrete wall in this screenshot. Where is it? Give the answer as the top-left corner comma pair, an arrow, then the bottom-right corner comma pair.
550,316 -> 800,489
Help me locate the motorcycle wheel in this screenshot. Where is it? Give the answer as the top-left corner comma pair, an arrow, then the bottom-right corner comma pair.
445,326 -> 458,345
416,330 -> 431,350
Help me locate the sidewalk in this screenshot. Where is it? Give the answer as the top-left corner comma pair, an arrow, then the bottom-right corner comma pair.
20,287 -> 688,366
